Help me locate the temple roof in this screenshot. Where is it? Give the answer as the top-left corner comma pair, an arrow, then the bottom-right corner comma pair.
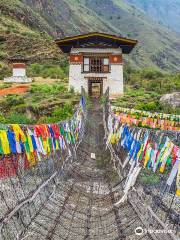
55,32 -> 138,54
8,56 -> 28,63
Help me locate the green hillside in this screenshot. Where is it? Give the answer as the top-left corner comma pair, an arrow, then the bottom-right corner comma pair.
23,0 -> 180,71
0,0 -> 180,72
23,0 -> 117,35
0,0 -> 63,79
84,0 -> 180,71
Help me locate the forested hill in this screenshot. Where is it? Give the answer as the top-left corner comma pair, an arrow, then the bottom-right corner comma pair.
0,0 -> 180,71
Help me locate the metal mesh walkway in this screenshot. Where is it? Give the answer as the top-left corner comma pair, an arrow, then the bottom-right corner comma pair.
1,97 -> 178,240
18,100 -> 152,240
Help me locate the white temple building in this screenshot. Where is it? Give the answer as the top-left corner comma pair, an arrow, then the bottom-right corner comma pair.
55,32 -> 138,98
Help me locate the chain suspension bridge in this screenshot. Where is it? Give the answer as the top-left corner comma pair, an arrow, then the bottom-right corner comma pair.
0,89 -> 179,240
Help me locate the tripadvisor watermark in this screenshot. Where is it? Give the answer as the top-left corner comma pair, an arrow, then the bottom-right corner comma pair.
135,226 -> 176,236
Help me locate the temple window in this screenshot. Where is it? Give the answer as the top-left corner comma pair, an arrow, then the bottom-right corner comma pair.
83,57 -> 110,73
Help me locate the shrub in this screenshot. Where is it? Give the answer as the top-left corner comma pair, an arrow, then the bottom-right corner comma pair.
27,64 -> 68,79
37,116 -> 57,124
146,80 -> 161,91
29,84 -> 67,94
52,103 -> 73,121
0,52 -> 8,60
0,83 -> 12,90
136,101 -> 158,111
5,113 -> 31,124
5,95 -> 25,107
0,65 -> 11,80
99,96 -> 109,105
12,103 -> 27,113
38,103 -> 74,124
0,114 -> 6,124
141,68 -> 164,79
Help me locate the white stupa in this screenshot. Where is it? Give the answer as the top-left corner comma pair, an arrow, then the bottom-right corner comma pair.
4,60 -> 32,83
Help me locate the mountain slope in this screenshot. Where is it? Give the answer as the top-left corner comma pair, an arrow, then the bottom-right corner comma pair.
84,0 -> 180,71
22,0 -> 118,36
126,0 -> 180,33
0,0 -> 62,67
0,0 -> 180,72
0,16 -> 58,61
21,0 -> 180,71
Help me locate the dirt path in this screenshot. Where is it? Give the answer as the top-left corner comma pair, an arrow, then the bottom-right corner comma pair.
0,85 -> 30,96
0,77 -> 62,97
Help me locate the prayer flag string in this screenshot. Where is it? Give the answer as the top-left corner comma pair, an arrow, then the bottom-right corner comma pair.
107,109 -> 180,196
0,96 -> 86,179
112,106 -> 180,131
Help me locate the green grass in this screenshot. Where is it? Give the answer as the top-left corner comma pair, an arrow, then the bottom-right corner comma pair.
4,113 -> 32,124
4,95 -> 25,107
27,63 -> 69,80
0,80 -> 79,124
113,67 -> 180,114
0,83 -> 12,90
38,103 -> 74,123
29,83 -> 67,94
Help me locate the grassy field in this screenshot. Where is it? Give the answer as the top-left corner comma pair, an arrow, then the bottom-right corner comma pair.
0,62 -> 179,125
0,75 -> 80,124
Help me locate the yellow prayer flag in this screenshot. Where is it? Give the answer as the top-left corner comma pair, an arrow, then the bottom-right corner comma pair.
11,124 -> 25,142
0,130 -> 10,154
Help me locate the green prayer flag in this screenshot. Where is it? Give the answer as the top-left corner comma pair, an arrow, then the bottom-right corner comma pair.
24,137 -> 30,153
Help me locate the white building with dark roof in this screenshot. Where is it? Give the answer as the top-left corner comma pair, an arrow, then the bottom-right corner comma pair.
56,32 -> 138,98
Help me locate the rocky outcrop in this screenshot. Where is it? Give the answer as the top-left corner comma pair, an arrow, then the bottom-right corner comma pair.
160,92 -> 180,108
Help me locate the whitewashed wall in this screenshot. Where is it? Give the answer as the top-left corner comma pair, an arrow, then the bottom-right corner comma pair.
13,68 -> 26,77
109,65 -> 124,95
69,64 -> 87,93
69,48 -> 124,96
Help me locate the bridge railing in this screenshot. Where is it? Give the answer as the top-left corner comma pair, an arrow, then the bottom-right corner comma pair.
103,88 -> 124,178
0,93 -> 87,240
103,89 -> 180,239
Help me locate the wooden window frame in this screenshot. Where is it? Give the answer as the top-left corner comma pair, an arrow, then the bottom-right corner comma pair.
83,57 -> 110,73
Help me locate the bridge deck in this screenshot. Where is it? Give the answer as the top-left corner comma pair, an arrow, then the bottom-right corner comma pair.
20,100 -> 152,240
